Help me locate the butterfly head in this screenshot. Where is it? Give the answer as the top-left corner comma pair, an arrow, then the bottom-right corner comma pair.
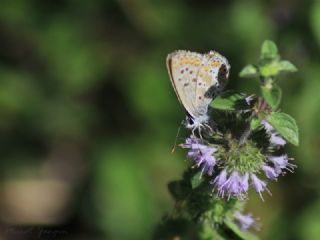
185,114 -> 209,130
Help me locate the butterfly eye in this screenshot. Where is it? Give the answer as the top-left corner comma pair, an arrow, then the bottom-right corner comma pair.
188,117 -> 194,125
184,116 -> 195,128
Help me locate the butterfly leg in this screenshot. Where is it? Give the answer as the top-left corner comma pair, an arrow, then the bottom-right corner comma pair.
192,127 -> 196,136
198,125 -> 203,139
204,123 -> 214,135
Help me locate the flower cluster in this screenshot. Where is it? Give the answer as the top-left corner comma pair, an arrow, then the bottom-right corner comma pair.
212,170 -> 269,200
181,134 -> 295,200
181,136 -> 217,176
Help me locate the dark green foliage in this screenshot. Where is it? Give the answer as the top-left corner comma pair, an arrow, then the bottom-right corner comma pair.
261,84 -> 282,110
0,1 -> 317,240
266,112 -> 299,146
211,91 -> 249,111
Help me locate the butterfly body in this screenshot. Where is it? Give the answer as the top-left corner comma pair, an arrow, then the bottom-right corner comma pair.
167,50 -> 230,131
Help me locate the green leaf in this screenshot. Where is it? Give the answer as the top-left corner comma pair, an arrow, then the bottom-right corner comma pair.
190,172 -> 204,189
278,60 -> 298,73
211,91 -> 248,111
259,61 -> 280,77
239,64 -> 258,78
259,60 -> 297,78
261,84 -> 282,110
224,219 -> 260,240
261,40 -> 279,60
250,117 -> 261,130
266,112 -> 299,146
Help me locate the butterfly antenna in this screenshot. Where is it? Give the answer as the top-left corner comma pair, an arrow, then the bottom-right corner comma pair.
171,120 -> 184,153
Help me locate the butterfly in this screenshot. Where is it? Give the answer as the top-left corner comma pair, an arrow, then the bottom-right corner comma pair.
167,50 -> 230,133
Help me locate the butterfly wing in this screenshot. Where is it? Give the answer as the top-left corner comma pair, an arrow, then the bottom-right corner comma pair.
194,51 -> 230,114
167,50 -> 230,120
167,50 -> 206,119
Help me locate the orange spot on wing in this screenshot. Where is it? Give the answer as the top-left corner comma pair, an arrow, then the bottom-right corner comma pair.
211,61 -> 221,67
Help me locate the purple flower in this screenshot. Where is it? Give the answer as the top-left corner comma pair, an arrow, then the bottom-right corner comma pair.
212,169 -> 228,197
182,136 -> 217,176
197,147 -> 216,176
212,170 -> 249,198
251,173 -> 269,201
227,171 -> 249,197
261,165 -> 279,179
261,120 -> 286,147
226,171 -> 243,196
270,133 -> 286,146
234,211 -> 256,231
261,120 -> 273,132
268,155 -> 296,174
240,173 -> 249,192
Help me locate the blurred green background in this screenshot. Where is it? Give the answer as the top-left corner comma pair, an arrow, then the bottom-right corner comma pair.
0,0 -> 319,239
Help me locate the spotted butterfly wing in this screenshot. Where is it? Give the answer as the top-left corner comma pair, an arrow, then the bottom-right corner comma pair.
167,50 -> 230,128
167,51 -> 205,120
